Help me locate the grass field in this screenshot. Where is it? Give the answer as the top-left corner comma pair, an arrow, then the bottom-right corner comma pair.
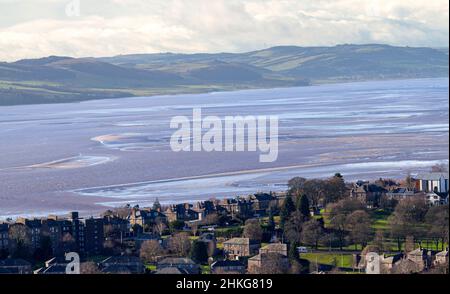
301,252 -> 354,269
370,210 -> 391,230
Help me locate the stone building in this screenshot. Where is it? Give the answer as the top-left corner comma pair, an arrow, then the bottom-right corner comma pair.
223,238 -> 260,260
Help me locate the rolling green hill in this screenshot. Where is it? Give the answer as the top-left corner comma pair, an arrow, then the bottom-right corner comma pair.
1,44 -> 448,106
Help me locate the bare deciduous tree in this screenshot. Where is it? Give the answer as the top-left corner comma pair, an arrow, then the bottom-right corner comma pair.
404,172 -> 416,190
426,204 -> 449,251
301,219 -> 323,249
152,220 -> 167,236
345,210 -> 372,249
168,232 -> 191,256
243,219 -> 263,241
389,196 -> 428,251
140,240 -> 164,263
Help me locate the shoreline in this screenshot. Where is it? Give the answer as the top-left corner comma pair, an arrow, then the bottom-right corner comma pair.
1,77 -> 448,108
1,158 -> 448,221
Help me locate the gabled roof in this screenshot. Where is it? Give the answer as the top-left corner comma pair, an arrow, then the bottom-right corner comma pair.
44,256 -> 68,267
158,257 -> 196,266
224,238 -> 250,245
129,208 -> 167,220
224,237 -> 260,246
381,253 -> 403,264
248,254 -> 262,261
101,256 -> 142,264
426,192 -> 441,197
249,252 -> 287,261
436,250 -> 449,257
360,184 -> 387,193
0,258 -> 31,267
155,267 -> 190,274
211,260 -> 245,268
408,248 -> 427,256
40,264 -> 68,274
252,193 -> 275,201
261,243 -> 287,251
388,188 -> 415,194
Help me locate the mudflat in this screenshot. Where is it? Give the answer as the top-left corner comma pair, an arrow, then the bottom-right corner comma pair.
0,78 -> 448,218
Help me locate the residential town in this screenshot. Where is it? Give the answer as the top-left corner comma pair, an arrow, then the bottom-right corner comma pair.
0,168 -> 448,275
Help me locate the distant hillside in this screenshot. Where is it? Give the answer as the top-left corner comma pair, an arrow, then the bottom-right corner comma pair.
1,44 -> 448,106
102,44 -> 449,82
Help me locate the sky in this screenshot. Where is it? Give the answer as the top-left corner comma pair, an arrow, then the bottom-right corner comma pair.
0,0 -> 448,61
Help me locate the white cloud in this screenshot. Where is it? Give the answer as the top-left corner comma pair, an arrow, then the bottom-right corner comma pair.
0,0 -> 448,61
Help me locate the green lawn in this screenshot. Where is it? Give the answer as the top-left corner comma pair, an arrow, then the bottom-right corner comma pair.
371,219 -> 389,230
370,210 -> 391,230
301,252 -> 354,268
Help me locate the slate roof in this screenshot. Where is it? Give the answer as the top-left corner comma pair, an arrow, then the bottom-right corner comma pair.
408,248 -> 427,256
261,243 -> 287,251
40,264 -> 68,274
388,188 -> 415,194
224,238 -> 250,245
211,260 -> 245,268
381,254 -> 403,264
101,256 -> 141,264
0,258 -> 31,267
436,250 -> 449,257
224,237 -> 260,246
253,193 -> 275,201
154,267 -> 190,274
158,257 -> 196,266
